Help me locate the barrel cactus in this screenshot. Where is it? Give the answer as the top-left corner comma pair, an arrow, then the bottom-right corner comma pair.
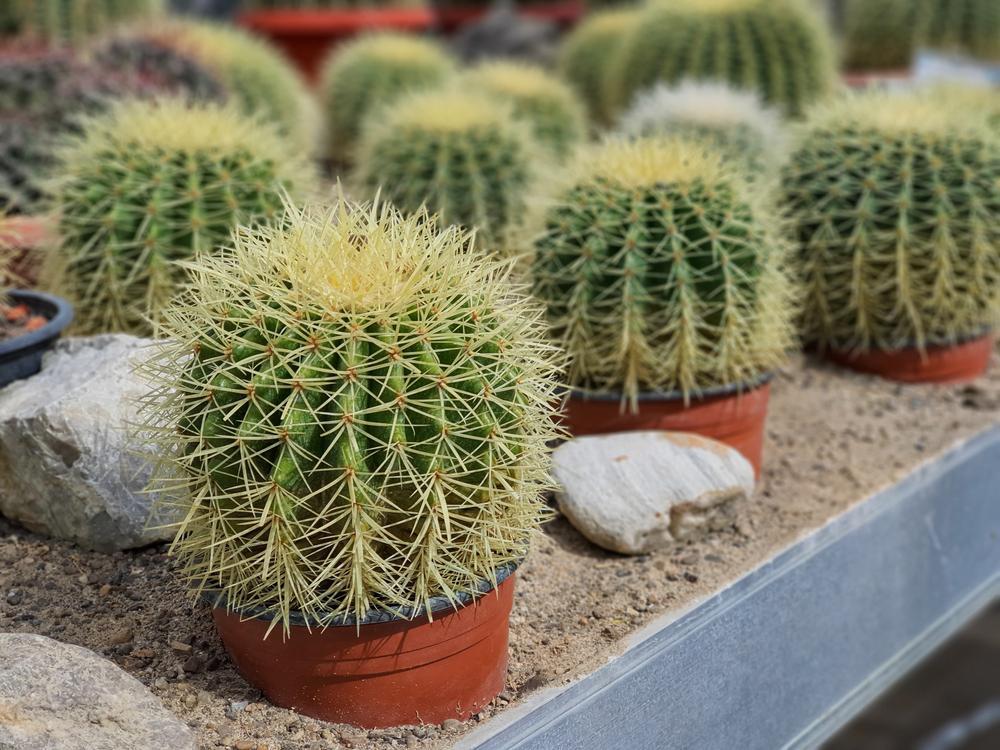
617,82 -> 787,177
461,61 -> 586,161
531,137 -> 795,405
2,0 -> 161,44
320,33 -> 456,162
355,88 -> 539,252
45,100 -> 312,335
842,0 -> 921,71
136,198 -> 561,629
921,0 -> 1000,61
781,91 -> 1000,351
606,0 -> 837,118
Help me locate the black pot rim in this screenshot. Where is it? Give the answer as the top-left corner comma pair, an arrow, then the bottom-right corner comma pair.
203,561 -> 519,628
564,371 -> 774,404
0,290 -> 74,358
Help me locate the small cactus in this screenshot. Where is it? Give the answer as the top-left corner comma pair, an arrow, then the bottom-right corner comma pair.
460,61 -> 586,161
136,198 -> 561,629
781,90 -> 1000,351
617,81 -> 787,177
2,0 -> 161,45
606,0 -> 837,118
45,100 -> 313,335
921,0 -> 1000,62
842,0 -> 921,71
531,136 -> 795,406
355,88 -> 540,252
319,33 -> 456,162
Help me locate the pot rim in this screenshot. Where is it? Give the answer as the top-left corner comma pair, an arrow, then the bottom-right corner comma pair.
565,371 -> 774,404
204,561 -> 518,628
823,329 -> 993,355
0,290 -> 74,358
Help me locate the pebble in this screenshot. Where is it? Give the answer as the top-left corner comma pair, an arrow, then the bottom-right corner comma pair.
98,583 -> 112,597
441,719 -> 462,731
5,589 -> 21,605
340,733 -> 367,748
131,647 -> 155,659
226,701 -> 249,720
109,627 -> 134,645
169,640 -> 193,654
406,734 -> 419,748
234,741 -> 254,750
183,655 -> 205,673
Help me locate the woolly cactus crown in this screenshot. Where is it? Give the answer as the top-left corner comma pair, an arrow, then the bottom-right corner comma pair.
355,87 -> 540,252
138,198 -> 561,630
531,136 -> 794,405
617,81 -> 787,177
461,61 -> 586,160
47,99 -> 312,336
320,32 -> 456,161
782,90 -> 1000,351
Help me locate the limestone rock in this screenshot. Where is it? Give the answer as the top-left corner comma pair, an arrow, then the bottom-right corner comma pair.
0,633 -> 195,750
552,431 -> 755,554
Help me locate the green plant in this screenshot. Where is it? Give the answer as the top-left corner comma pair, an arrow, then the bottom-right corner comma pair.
616,81 -> 787,177
461,61 -> 586,161
2,0 -> 161,44
921,0 -> 1000,61
557,8 -> 639,125
243,0 -> 424,7
606,0 -> 837,118
45,99 -> 313,335
136,197 -> 560,630
781,91 -> 1000,351
355,88 -> 539,252
320,33 -> 456,162
842,0 -> 921,71
530,136 -> 795,406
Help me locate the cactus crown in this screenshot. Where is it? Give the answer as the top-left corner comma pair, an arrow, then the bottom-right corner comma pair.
921,0 -> 1000,62
320,32 -> 456,161
531,136 -> 794,406
355,87 -> 540,252
782,91 -> 1000,351
137,198 -> 561,631
46,99 -> 312,336
461,61 -> 586,160
617,81 -> 787,177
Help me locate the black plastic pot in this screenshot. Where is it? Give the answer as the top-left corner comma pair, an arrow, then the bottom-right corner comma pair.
0,290 -> 73,388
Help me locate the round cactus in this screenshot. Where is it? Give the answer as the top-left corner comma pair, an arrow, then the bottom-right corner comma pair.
531,137 -> 795,405
617,81 -> 787,177
2,0 -> 161,45
136,198 -> 561,629
781,91 -> 1000,351
921,0 -> 1000,61
557,8 -> 639,125
319,33 -> 456,162
355,88 -> 539,252
842,0 -> 921,71
461,61 -> 586,161
606,0 -> 837,118
45,100 -> 313,336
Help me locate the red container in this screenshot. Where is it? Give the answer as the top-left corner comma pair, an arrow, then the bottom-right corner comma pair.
825,334 -> 993,384
434,0 -> 584,33
562,379 -> 772,476
212,572 -> 516,728
841,68 -> 912,89
238,8 -> 436,82
0,215 -> 54,288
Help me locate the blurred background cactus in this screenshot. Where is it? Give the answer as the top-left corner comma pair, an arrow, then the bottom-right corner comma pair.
45,100 -> 313,335
920,0 -> 1000,62
138,198 -> 561,628
531,137 -> 794,406
1,0 -> 162,45
841,0 -> 920,71
319,33 -> 456,162
782,91 -> 1000,351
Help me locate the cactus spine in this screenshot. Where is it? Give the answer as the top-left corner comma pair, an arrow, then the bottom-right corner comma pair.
137,198 -> 561,630
781,91 -> 1000,351
531,137 -> 794,405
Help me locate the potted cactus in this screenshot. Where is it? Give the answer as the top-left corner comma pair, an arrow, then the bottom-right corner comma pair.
136,198 -> 561,727
841,0 -> 921,86
921,0 -> 1000,62
432,0 -> 585,36
43,99 -> 313,336
0,0 -> 161,46
782,90 -> 1000,383
530,137 -> 795,474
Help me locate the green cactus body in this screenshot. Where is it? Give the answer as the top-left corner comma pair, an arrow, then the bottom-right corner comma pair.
557,8 -> 639,125
461,61 -> 586,161
137,199 -> 560,629
782,92 -> 1000,351
922,0 -> 1000,61
606,0 -> 837,118
355,88 -> 539,252
320,33 -> 456,161
531,137 -> 794,406
842,0 -> 920,71
47,100 -> 313,335
4,0 -> 161,45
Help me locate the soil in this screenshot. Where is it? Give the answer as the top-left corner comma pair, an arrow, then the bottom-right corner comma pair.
1,353 -> 999,750
0,301 -> 46,340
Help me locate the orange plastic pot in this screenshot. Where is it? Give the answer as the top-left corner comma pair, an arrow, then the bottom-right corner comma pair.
841,68 -> 912,89
824,334 -> 993,384
238,8 -> 436,82
434,0 -> 584,33
0,215 -> 54,288
211,569 -> 516,728
561,377 -> 772,476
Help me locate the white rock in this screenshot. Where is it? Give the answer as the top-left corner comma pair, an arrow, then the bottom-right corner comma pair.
0,633 -> 196,750
0,335 -> 173,551
552,430 -> 755,555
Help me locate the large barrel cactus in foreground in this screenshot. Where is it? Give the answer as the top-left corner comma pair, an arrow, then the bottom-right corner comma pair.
137,199 -> 561,629
782,91 -> 1000,351
46,100 -> 312,335
531,137 -> 795,405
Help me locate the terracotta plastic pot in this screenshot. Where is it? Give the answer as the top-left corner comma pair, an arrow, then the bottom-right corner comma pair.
434,0 -> 584,33
824,334 -> 993,384
238,9 -> 436,82
562,377 -> 772,476
0,215 -> 54,288
841,68 -> 912,89
211,567 -> 516,728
